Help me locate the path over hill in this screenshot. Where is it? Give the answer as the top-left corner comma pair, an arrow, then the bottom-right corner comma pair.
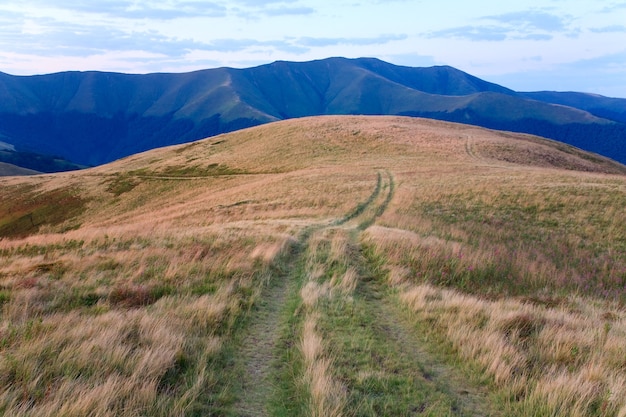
232,170 -> 496,416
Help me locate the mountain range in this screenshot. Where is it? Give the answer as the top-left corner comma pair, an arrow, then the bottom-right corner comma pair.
1,57 -> 625,172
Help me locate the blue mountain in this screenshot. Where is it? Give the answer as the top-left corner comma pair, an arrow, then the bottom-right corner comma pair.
1,57 -> 624,170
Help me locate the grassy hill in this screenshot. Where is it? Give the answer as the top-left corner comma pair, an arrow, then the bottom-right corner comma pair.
1,116 -> 625,416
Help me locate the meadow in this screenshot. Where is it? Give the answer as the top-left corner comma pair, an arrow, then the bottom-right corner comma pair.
1,116 -> 625,416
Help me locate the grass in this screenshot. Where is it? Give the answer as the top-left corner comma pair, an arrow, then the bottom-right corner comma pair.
0,218 -> 303,415
391,282 -> 626,416
304,229 -> 461,417
0,185 -> 87,238
374,170 -> 626,302
1,115 -> 626,416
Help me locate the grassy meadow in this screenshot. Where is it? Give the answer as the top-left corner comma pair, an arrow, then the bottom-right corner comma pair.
1,116 -> 625,416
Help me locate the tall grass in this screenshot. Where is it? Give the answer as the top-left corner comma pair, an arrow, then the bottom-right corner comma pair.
298,229 -> 348,417
375,169 -> 626,302
0,223 -> 294,416
396,283 -> 626,416
352,123 -> 626,415
364,227 -> 626,416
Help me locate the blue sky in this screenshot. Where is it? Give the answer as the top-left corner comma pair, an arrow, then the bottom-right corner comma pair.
1,1 -> 625,97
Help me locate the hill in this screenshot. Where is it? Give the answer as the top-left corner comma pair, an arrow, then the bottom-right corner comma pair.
1,116 -> 625,416
1,57 -> 625,169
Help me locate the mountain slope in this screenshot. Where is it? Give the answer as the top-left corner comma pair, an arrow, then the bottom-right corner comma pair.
0,148 -> 85,173
1,116 -> 625,416
521,91 -> 626,124
0,161 -> 39,176
0,57 -> 625,168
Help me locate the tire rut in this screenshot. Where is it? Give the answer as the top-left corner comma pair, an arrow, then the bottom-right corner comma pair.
346,169 -> 496,415
232,243 -> 300,417
339,170 -> 393,230
232,167 -> 497,416
374,293 -> 497,416
231,170 -> 389,416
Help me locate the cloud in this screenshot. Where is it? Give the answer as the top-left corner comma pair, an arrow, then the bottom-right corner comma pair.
516,33 -> 553,41
206,38 -> 308,54
561,49 -> 626,72
8,0 -> 316,20
0,17 -> 206,57
483,10 -> 569,32
233,1 -> 316,18
427,26 -> 508,42
0,4 -> 312,60
123,3 -> 228,20
263,6 -> 314,16
590,25 -> 626,33
298,34 -> 407,47
600,2 -> 626,13
0,19 -> 309,57
226,0 -> 309,11
234,0 -> 299,5
427,10 -> 569,42
488,50 -> 626,97
21,0 -> 227,20
0,11 -> 24,30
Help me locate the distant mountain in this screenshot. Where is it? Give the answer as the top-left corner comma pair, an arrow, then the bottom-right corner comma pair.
0,161 -> 39,176
0,149 -> 85,173
520,91 -> 626,124
0,57 -> 624,169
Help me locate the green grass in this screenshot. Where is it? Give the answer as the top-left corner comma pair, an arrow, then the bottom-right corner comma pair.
269,260 -> 310,417
317,236 -> 464,416
105,173 -> 141,195
407,181 -> 626,301
0,186 -> 87,237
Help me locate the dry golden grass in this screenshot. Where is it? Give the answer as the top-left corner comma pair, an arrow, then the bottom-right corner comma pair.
297,228 -> 354,417
371,166 -> 626,299
395,282 -> 626,416
1,115 -> 625,415
360,134 -> 625,415
300,313 -> 346,417
0,214 -> 296,414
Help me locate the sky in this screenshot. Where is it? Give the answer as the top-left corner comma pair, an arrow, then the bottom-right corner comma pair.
1,1 -> 626,97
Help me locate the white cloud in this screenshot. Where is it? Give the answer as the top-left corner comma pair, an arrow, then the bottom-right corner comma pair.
17,1 -> 227,19
427,9 -> 572,42
483,10 -> 570,32
590,25 -> 626,33
298,34 -> 407,47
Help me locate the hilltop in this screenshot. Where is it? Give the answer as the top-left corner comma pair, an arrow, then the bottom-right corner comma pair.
1,57 -> 625,171
1,116 -> 625,416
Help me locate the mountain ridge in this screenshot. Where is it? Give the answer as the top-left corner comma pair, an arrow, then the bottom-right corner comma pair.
0,57 -> 624,169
